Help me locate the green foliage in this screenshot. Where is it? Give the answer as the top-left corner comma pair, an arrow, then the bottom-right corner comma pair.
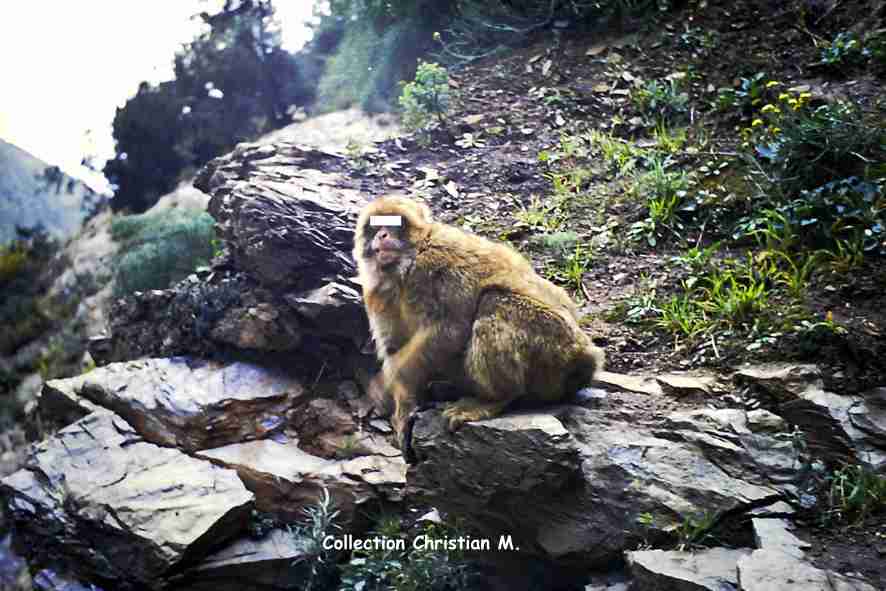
317,20 -> 429,113
339,519 -> 477,591
823,464 -> 886,525
105,2 -> 309,213
398,61 -> 451,131
738,178 -> 885,255
631,78 -> 689,123
819,32 -> 865,69
587,130 -> 642,176
750,101 -> 884,194
716,73 -> 776,115
514,195 -> 564,232
673,511 -> 718,551
291,488 -> 342,591
110,209 -> 216,296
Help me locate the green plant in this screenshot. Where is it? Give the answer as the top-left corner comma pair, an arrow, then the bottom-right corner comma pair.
339,519 -> 477,591
749,100 -> 884,195
716,73 -> 775,115
291,488 -> 342,591
673,511 -> 718,550
398,61 -> 450,132
587,129 -> 642,176
548,242 -> 593,293
632,78 -> 689,123
110,209 -> 216,296
819,32 -> 865,69
514,195 -> 563,232
653,123 -> 687,154
657,291 -> 710,336
824,464 -> 886,525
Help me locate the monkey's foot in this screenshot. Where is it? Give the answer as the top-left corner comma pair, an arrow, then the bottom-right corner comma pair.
442,398 -> 510,431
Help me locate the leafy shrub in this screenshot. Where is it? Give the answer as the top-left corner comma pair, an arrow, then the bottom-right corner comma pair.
632,78 -> 689,123
110,209 -> 215,296
819,32 -> 865,69
748,98 -> 885,194
339,520 -> 477,591
716,73 -> 778,116
824,464 -> 886,524
398,61 -> 451,131
738,177 -> 885,254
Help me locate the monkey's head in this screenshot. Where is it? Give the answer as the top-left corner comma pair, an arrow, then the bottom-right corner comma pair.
354,195 -> 433,278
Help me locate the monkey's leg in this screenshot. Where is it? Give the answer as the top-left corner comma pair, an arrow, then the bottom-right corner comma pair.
443,303 -> 526,431
442,398 -> 512,430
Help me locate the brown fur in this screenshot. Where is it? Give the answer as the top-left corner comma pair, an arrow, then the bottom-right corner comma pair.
353,195 -> 605,447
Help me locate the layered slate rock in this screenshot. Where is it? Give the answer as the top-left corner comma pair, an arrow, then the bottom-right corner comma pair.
737,550 -> 878,591
94,143 -> 372,365
36,357 -> 305,451
626,548 -> 751,591
172,529 -> 310,591
0,411 -> 254,589
737,364 -> 886,468
408,399 -> 797,567
197,438 -> 406,524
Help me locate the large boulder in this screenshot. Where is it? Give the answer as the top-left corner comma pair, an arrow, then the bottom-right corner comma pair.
93,143 -> 372,365
1,411 -> 254,589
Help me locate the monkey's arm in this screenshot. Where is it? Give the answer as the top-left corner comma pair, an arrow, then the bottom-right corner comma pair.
376,322 -> 468,446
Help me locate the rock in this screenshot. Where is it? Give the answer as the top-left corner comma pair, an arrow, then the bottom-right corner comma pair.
408,405 -> 793,566
197,438 -> 406,524
0,411 -> 254,589
626,547 -> 751,591
195,142 -> 367,292
746,409 -> 786,433
32,569 -> 103,591
750,518 -> 810,558
172,528 -> 311,591
38,357 -> 304,451
734,363 -> 823,399
779,388 -> 886,469
0,534 -> 30,590
209,301 -> 302,350
737,549 -> 878,590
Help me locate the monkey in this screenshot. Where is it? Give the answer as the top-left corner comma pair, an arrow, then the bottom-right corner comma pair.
353,195 -> 605,454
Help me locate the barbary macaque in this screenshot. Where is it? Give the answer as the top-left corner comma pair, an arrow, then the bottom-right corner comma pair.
353,195 -> 604,452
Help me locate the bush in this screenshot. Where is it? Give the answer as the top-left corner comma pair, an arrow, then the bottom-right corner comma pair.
110,209 -> 216,296
398,61 -> 451,131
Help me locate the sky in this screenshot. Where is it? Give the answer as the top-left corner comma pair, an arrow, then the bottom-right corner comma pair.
0,1 -> 319,192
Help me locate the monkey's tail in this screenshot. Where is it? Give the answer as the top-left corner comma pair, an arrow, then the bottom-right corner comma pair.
564,343 -> 605,394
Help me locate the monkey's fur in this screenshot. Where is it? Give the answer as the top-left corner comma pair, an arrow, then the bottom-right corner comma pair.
354,195 -> 605,451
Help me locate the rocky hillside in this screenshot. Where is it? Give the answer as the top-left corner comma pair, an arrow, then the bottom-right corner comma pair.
0,139 -> 101,244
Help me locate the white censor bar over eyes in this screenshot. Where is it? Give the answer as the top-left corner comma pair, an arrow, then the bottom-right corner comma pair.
370,215 -> 403,227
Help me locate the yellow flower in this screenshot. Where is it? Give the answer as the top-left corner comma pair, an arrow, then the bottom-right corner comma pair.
770,127 -> 782,134
778,93 -> 790,101
752,118 -> 764,127
760,104 -> 781,114
799,92 -> 812,100
826,310 -> 833,323
751,98 -> 762,106
765,81 -> 780,88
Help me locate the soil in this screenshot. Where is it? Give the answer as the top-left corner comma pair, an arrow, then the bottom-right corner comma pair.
343,0 -> 886,585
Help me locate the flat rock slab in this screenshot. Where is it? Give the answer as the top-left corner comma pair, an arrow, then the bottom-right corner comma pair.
40,357 -> 305,451
737,549 -> 878,591
0,411 -> 254,589
173,528 -> 310,591
627,547 -> 752,591
198,438 -> 407,523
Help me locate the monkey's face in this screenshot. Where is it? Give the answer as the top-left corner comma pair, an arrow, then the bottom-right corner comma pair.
354,196 -> 432,277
